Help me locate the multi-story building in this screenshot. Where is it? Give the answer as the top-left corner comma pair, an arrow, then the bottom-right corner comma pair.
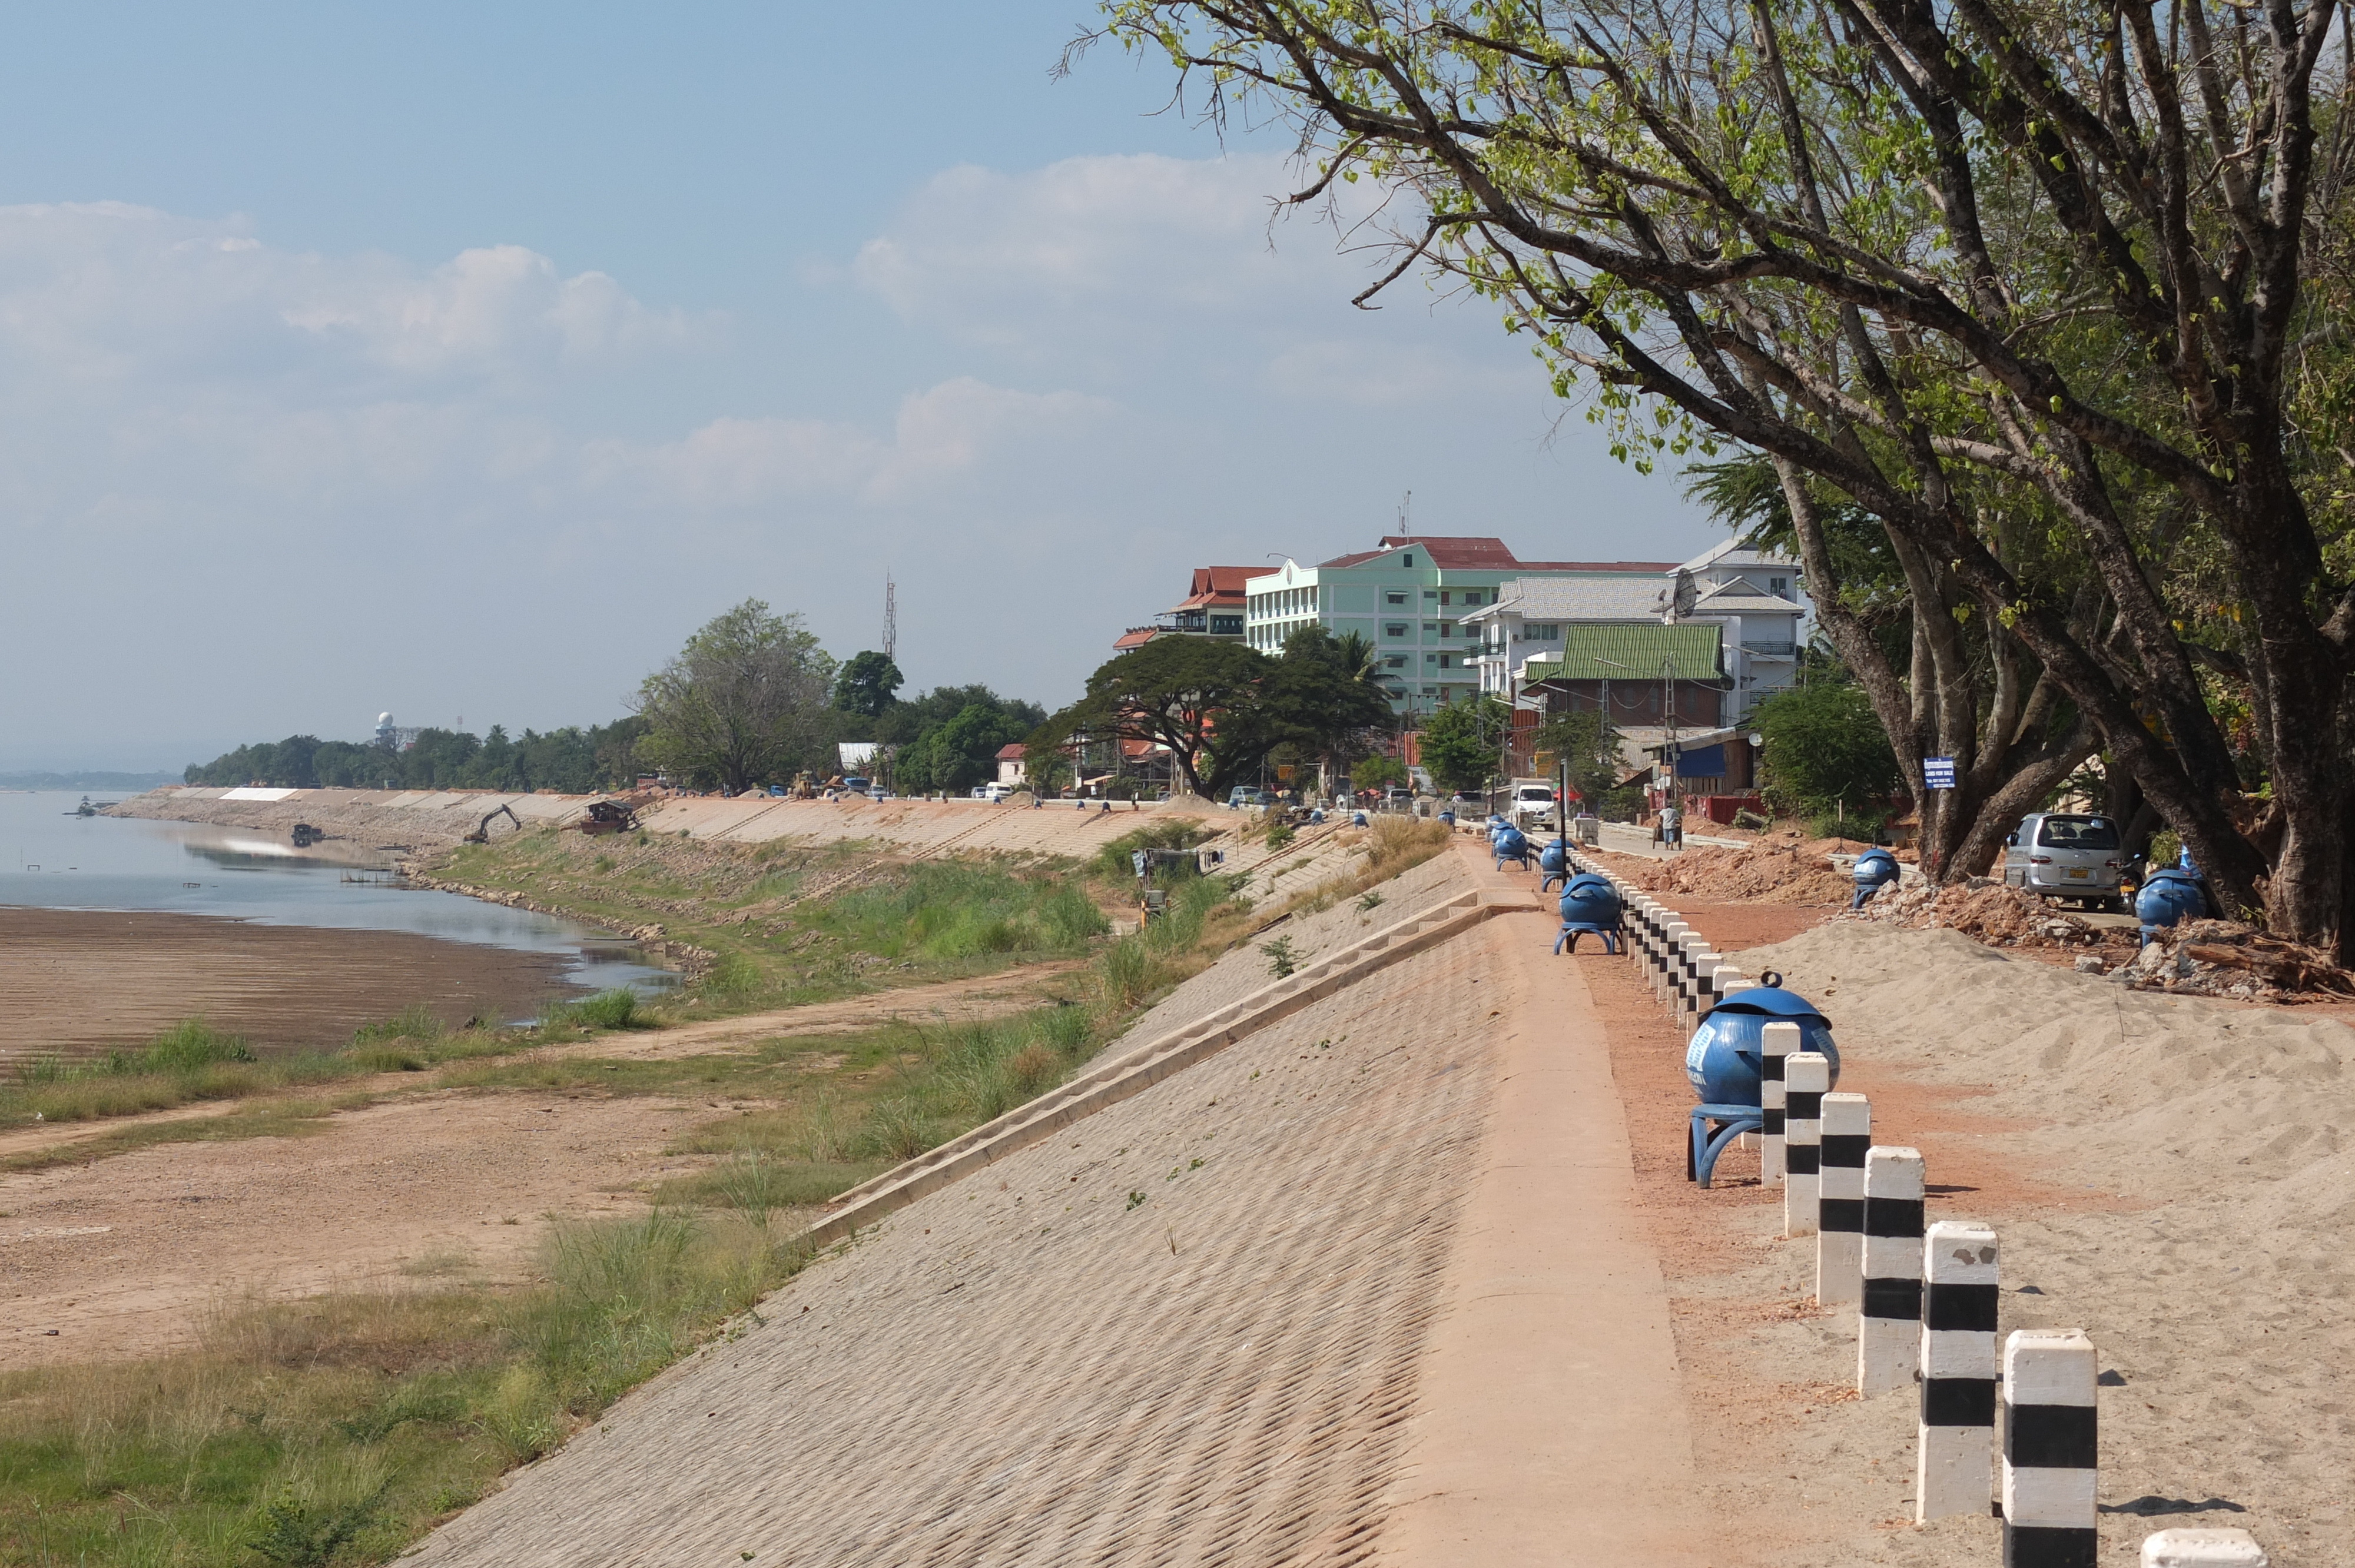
1243,535 -> 1678,712
1465,541 -> 1807,724
1112,566 -> 1264,652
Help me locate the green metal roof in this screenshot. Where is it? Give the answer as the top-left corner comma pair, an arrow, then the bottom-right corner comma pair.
1523,622 -> 1727,684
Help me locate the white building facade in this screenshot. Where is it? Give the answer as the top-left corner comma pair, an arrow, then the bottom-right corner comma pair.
1244,534 -> 1679,713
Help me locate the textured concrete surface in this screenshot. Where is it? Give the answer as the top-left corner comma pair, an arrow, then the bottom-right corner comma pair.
414,921 -> 1509,1567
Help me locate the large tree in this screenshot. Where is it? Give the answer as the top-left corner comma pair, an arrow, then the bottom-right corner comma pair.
1036,636 -> 1279,798
1091,0 -> 2355,954
635,600 -> 837,792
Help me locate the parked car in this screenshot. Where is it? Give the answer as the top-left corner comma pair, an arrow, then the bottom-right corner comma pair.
971,783 -> 1013,802
2001,812 -> 2125,906
1228,787 -> 1279,809
1507,782 -> 1560,831
840,776 -> 871,795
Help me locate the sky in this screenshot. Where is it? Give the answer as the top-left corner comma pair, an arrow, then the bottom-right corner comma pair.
0,2 -> 1728,772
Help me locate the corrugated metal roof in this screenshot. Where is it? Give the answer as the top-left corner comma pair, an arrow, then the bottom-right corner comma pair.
1468,577 -> 1671,620
1523,623 -> 1727,683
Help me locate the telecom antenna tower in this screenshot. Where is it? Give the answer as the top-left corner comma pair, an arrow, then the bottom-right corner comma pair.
883,574 -> 897,661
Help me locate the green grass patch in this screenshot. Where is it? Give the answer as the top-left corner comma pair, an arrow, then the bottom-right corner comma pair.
0,1210 -> 798,1565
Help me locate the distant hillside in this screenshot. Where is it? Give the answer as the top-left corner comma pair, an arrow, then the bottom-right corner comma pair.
0,770 -> 178,792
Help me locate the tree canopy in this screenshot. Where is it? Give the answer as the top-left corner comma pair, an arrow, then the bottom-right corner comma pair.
185,718 -> 649,793
635,600 -> 837,792
1418,695 -> 1509,796
831,651 -> 905,719
1092,0 -> 2355,954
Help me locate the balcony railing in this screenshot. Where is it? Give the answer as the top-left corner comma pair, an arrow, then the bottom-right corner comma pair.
1740,640 -> 1797,656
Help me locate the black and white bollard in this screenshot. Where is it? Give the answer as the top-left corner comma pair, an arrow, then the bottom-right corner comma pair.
2140,1529 -> 2267,1566
1817,1091 -> 1870,1304
1916,1220 -> 1998,1523
1858,1145 -> 1924,1396
1783,1051 -> 1829,1238
1760,1021 -> 1797,1186
2003,1328 -> 2098,1568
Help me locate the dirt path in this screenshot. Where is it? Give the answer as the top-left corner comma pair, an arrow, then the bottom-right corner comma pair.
0,958 -> 1087,1367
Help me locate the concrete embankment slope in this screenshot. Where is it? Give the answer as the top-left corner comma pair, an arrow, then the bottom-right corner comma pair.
112,786 -> 1231,859
410,850 -> 1706,1568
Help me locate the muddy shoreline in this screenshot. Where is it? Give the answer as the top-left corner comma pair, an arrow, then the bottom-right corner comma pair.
0,906 -> 580,1059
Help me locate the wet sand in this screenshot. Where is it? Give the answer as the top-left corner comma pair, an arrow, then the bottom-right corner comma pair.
0,907 -> 577,1060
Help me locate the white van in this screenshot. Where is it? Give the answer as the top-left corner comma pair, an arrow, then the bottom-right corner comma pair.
1508,782 -> 1558,831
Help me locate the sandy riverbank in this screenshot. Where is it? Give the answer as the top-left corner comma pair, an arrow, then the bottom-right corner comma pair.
0,907 -> 578,1059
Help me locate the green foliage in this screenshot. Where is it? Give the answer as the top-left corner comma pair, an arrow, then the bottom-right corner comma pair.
1417,695 -> 1508,795
810,862 -> 1106,962
185,716 -> 651,792
831,650 -> 905,718
548,988 -> 642,1031
635,599 -> 838,792
1532,707 -> 1623,805
1262,935 -> 1298,978
111,1019 -> 257,1075
1349,753 -> 1407,792
1752,681 -> 1901,816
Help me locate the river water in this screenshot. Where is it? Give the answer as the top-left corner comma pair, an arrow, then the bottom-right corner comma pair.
0,791 -> 670,995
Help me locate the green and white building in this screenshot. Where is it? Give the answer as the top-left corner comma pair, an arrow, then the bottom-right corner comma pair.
1245,535 -> 1679,713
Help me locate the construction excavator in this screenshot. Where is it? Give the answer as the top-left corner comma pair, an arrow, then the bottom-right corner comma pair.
462,803 -> 523,844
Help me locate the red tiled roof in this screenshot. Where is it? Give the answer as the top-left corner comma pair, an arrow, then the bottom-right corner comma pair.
1315,534 -> 1679,573
1113,627 -> 1158,650
1173,566 -> 1271,612
996,743 -> 1027,760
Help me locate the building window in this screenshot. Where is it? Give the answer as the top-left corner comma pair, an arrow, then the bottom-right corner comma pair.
1439,622 -> 1454,639
1423,589 -> 1438,600
1420,685 -> 1438,696
1422,622 -> 1439,634
1385,591 -> 1407,606
1770,576 -> 1790,596
1209,615 -> 1241,634
1438,590 -> 1451,606
1385,623 -> 1407,638
1384,655 -> 1407,669
1439,653 -> 1453,669
1425,652 -> 1438,665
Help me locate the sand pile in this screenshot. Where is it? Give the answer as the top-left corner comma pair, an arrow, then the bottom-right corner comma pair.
1736,921 -> 2355,1557
1626,830 -> 1854,905
1857,879 -> 2120,951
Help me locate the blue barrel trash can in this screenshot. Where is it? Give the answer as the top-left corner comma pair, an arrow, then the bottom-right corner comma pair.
1851,846 -> 1900,909
1684,976 -> 1839,1187
2137,866 -> 2207,947
1553,873 -> 1622,955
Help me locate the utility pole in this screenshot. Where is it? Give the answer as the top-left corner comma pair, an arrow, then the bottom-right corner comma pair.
882,574 -> 897,663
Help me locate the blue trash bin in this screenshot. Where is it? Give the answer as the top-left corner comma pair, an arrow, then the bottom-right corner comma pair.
1851,846 -> 1899,909
2137,866 -> 2207,946
1553,873 -> 1621,954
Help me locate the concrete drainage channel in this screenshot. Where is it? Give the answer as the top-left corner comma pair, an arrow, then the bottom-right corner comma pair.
802,887 -> 1523,1248
1565,847 -> 2267,1568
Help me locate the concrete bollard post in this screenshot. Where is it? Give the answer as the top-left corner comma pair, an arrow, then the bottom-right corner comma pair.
1759,1021 -> 1798,1186
1816,1091 -> 1870,1304
1687,943 -> 1714,1014
2003,1328 -> 2098,1568
1916,1221 -> 1999,1523
2140,1529 -> 2267,1567
1783,1052 -> 1829,1238
1655,922 -> 1684,994
1858,1145 -> 1925,1395
1707,965 -> 1745,1019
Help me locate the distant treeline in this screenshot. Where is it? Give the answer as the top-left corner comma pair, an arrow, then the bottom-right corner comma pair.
184,719 -> 651,794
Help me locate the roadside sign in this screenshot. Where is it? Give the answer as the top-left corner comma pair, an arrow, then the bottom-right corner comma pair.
1923,757 -> 1956,790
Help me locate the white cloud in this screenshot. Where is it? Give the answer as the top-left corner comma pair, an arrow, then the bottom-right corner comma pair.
579,377 -> 1116,510
0,202 -> 702,395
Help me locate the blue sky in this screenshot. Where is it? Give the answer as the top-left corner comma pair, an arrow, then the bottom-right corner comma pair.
0,1 -> 1726,770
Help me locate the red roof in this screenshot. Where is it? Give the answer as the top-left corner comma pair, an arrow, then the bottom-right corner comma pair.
996,743 -> 1026,760
1172,565 -> 1271,612
1316,534 -> 1678,573
1112,627 -> 1158,650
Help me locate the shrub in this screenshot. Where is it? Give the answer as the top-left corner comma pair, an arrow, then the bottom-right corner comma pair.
351,1005 -> 446,1047
1262,935 -> 1299,978
116,1019 -> 256,1076
550,989 -> 641,1031
1094,820 -> 1213,881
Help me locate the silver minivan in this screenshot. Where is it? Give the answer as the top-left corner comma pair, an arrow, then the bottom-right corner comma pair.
2001,813 -> 2125,905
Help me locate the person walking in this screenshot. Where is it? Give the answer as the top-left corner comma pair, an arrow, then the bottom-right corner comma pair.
1660,800 -> 1683,851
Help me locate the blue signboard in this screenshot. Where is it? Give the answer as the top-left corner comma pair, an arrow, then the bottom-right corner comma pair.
1923,756 -> 1957,790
